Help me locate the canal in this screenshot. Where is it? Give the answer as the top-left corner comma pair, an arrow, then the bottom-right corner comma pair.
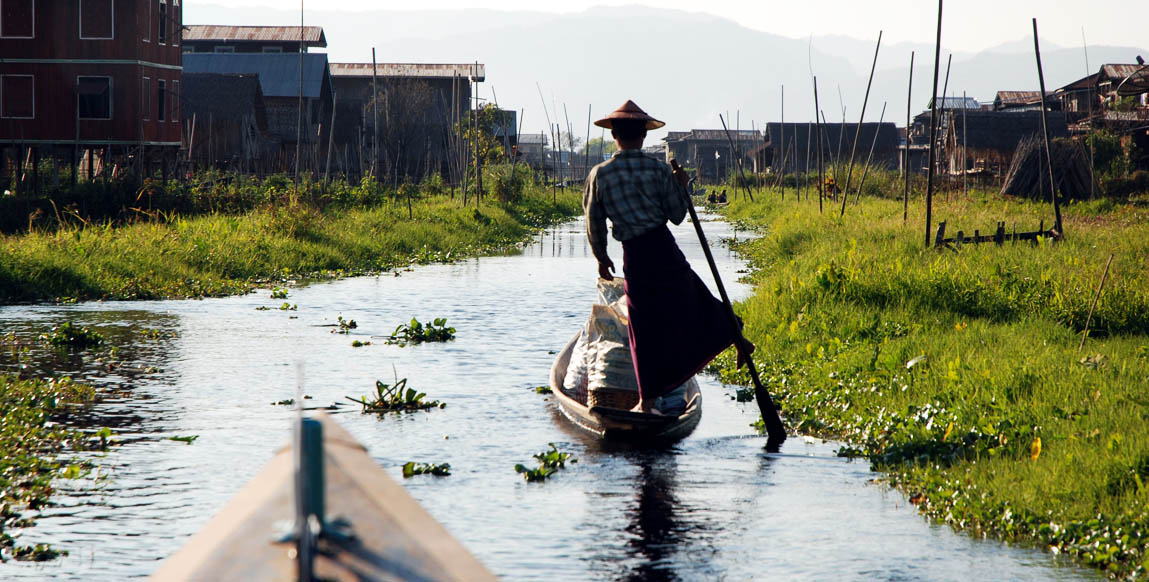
0,213 -> 1100,580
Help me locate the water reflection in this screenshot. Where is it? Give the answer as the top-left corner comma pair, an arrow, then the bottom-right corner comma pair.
622,452 -> 687,582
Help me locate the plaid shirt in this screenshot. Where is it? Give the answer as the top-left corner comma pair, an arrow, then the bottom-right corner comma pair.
583,149 -> 687,264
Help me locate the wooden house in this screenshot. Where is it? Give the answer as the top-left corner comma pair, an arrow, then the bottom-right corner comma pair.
993,91 -> 1057,113
182,25 -> 327,54
182,53 -> 332,150
663,129 -> 761,182
764,122 -> 900,175
0,0 -> 183,187
181,73 -> 268,170
943,110 -> 1068,176
328,63 -> 482,179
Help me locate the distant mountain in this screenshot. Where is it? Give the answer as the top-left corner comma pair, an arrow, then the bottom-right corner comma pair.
185,4 -> 1149,139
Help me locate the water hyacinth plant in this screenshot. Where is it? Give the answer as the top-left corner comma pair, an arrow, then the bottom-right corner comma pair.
346,377 -> 444,413
386,318 -> 455,346
402,462 -> 451,478
515,443 -> 576,482
39,322 -> 105,348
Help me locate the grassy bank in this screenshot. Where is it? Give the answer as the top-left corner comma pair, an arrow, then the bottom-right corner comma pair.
0,181 -> 581,304
713,187 -> 1149,576
0,374 -> 100,561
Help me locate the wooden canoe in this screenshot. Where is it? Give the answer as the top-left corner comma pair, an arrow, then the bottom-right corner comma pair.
150,412 -> 496,582
549,333 -> 702,442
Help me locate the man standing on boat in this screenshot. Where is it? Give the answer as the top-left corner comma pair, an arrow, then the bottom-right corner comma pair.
583,100 -> 747,414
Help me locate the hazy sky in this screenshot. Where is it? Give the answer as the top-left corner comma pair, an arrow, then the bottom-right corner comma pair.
214,0 -> 1142,52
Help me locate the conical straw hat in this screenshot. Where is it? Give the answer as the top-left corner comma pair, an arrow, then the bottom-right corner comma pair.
593,100 -> 665,130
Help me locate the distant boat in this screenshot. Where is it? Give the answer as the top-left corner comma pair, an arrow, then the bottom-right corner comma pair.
151,412 -> 496,582
549,333 -> 702,442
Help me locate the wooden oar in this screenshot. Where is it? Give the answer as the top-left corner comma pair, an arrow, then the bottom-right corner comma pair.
671,159 -> 787,450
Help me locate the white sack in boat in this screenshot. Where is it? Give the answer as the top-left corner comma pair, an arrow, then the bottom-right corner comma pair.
585,304 -> 639,394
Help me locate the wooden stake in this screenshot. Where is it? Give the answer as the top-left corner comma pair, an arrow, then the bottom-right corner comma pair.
925,0 -> 944,248
324,91 -> 337,184
780,85 -> 785,201
855,101 -> 887,203
1078,253 -> 1114,352
841,30 -> 883,217
904,51 -> 915,222
814,76 -> 824,213
1032,18 -> 1064,236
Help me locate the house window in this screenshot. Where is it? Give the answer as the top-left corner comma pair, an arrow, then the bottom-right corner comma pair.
213,45 -> 234,53
170,80 -> 178,122
157,0 -> 166,44
141,77 -> 151,120
262,46 -> 282,53
79,0 -> 112,39
157,79 -> 165,122
0,0 -> 34,38
77,76 -> 112,119
1,75 -> 34,119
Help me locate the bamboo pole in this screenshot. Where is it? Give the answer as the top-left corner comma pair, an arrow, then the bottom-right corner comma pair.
719,114 -> 754,201
294,0 -> 304,189
841,31 -> 883,217
1078,253 -> 1114,352
780,85 -> 785,201
371,48 -> 379,181
1082,27 -> 1095,200
583,104 -> 592,181
904,51 -> 915,222
814,76 -> 824,214
804,121 -> 812,202
324,91 -> 337,184
962,90 -> 968,196
925,0 -> 944,248
855,101 -> 887,203
1032,18 -> 1064,235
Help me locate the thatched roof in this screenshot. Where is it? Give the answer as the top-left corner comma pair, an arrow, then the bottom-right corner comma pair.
952,111 -> 1067,154
181,73 -> 267,133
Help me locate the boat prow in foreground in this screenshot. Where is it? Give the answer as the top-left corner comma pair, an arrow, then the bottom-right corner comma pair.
150,412 -> 495,582
549,334 -> 702,442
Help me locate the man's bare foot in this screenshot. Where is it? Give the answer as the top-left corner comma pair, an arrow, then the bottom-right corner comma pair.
629,399 -> 665,416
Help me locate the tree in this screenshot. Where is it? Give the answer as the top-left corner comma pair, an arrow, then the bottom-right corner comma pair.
581,136 -> 618,160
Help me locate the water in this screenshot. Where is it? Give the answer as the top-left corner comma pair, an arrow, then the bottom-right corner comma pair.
0,214 -> 1100,581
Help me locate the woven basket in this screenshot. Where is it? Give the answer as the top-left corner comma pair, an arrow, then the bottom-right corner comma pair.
587,387 -> 639,410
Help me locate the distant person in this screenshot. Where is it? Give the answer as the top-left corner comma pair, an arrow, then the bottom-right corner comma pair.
717,190 -> 727,204
583,100 -> 749,414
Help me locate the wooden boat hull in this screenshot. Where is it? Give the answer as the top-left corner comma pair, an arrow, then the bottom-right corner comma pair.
150,413 -> 496,582
549,334 -> 702,442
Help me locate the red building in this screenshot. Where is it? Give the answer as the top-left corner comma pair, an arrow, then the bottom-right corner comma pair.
0,0 -> 182,184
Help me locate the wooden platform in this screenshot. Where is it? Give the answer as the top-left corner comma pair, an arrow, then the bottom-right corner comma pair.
150,413 -> 497,581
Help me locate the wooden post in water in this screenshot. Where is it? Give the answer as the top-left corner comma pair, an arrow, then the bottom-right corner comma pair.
841,30 -> 882,217
925,0 -> 944,248
1032,18 -> 1064,236
904,51 -> 915,222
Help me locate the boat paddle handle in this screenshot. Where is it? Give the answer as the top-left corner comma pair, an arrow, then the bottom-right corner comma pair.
671,159 -> 786,450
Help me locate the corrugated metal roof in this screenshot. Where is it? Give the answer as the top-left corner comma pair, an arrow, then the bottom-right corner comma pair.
182,53 -> 330,99
518,133 -> 548,145
995,91 -> 1047,105
665,129 -> 762,142
929,96 -> 980,110
184,25 -> 327,47
1102,64 -> 1144,80
329,63 -> 485,82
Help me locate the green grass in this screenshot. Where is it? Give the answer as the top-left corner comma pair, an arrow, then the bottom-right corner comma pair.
713,185 -> 1149,576
0,374 -> 99,561
0,183 -> 581,304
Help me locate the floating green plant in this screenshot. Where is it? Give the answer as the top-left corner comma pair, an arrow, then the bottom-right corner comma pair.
514,443 -> 576,482
255,306 -> 270,311
350,340 -> 372,347
402,462 -> 451,478
270,287 -> 289,299
534,385 -> 553,395
332,315 -> 357,334
279,303 -> 297,311
39,322 -> 104,348
168,435 -> 199,445
385,317 -> 455,346
346,377 -> 444,413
